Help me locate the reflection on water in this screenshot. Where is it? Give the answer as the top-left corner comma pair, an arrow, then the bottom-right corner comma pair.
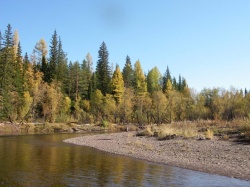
0,133 -> 249,187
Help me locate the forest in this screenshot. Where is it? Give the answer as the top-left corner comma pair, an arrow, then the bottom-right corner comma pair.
1,24 -> 250,125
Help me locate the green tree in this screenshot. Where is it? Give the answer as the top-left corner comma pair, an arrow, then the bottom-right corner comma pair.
90,89 -> 104,122
0,24 -> 18,122
57,37 -> 68,93
48,30 -> 58,82
81,53 -> 93,99
122,55 -> 134,88
162,66 -> 171,92
88,72 -> 97,100
151,91 -> 167,124
0,31 -> 2,50
96,42 -> 111,95
147,67 -> 162,94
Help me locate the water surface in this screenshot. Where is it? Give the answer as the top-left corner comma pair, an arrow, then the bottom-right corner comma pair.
0,133 -> 249,187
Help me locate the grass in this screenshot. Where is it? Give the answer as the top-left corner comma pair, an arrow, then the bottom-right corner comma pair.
138,123 -> 198,139
205,129 -> 214,140
135,120 -> 250,141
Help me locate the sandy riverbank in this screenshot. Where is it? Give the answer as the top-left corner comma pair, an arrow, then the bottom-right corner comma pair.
64,132 -> 250,181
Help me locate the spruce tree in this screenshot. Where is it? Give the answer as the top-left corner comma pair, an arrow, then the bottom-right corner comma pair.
96,42 -> 111,95
15,42 -> 24,94
178,75 -> 182,91
0,24 -> 18,121
57,37 -> 68,92
122,55 -> 134,88
162,66 -> 172,92
88,72 -> 97,100
0,31 -> 2,50
48,30 -> 58,82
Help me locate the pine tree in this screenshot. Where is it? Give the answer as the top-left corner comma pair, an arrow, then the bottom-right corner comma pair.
88,72 -> 97,100
162,66 -> 172,92
96,42 -> 111,95
48,30 -> 58,82
57,37 -> 68,92
122,55 -> 134,88
0,31 -> 2,50
14,42 -> 24,94
110,64 -> 124,104
172,77 -> 177,90
23,52 -> 29,73
178,75 -> 182,91
0,24 -> 19,121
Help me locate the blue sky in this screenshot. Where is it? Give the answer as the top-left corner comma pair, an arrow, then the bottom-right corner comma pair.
1,0 -> 250,91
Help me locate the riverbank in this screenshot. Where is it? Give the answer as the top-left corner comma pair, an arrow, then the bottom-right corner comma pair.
0,123 -> 132,135
64,132 -> 250,181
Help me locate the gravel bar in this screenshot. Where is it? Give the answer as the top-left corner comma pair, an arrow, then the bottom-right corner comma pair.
63,132 -> 250,181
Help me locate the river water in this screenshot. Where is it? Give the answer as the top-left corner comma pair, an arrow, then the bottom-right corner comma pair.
0,133 -> 249,187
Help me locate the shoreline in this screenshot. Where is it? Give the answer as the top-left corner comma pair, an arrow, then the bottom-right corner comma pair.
64,132 -> 250,181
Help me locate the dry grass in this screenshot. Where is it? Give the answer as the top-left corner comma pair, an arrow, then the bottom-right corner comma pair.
205,129 -> 214,139
156,123 -> 198,138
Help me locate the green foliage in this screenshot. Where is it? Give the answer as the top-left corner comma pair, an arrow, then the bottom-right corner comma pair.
122,55 -> 134,88
147,67 -> 162,94
96,42 -> 111,95
1,23 -> 250,129
101,120 -> 109,128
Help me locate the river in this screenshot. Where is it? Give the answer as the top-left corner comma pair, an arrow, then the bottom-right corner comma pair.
0,133 -> 249,187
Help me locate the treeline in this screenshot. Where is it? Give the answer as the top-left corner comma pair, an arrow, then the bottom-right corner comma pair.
0,24 -> 249,124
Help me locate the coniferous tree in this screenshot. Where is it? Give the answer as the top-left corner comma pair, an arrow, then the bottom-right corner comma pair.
57,37 -> 68,93
65,61 -> 73,98
172,77 -> 177,90
23,52 -> 29,73
134,60 -> 147,95
162,66 -> 172,92
110,64 -> 124,104
178,75 -> 182,91
245,88 -> 248,97
35,38 -> 49,82
122,55 -> 134,88
96,42 -> 111,95
88,72 -> 97,100
0,31 -> 2,50
81,53 -> 93,99
15,42 -> 24,94
0,24 -> 18,121
48,30 -> 58,82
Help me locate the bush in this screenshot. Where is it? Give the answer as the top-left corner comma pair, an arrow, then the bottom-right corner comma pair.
101,120 -> 109,128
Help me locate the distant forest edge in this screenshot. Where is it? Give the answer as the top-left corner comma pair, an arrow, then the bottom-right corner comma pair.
0,24 -> 249,124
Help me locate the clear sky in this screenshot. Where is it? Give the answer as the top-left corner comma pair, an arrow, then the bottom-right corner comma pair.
1,0 -> 250,91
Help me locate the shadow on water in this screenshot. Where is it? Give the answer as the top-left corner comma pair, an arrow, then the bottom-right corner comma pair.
0,133 -> 249,187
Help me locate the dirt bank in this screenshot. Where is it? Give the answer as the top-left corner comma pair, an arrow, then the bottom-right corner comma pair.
64,132 -> 250,181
